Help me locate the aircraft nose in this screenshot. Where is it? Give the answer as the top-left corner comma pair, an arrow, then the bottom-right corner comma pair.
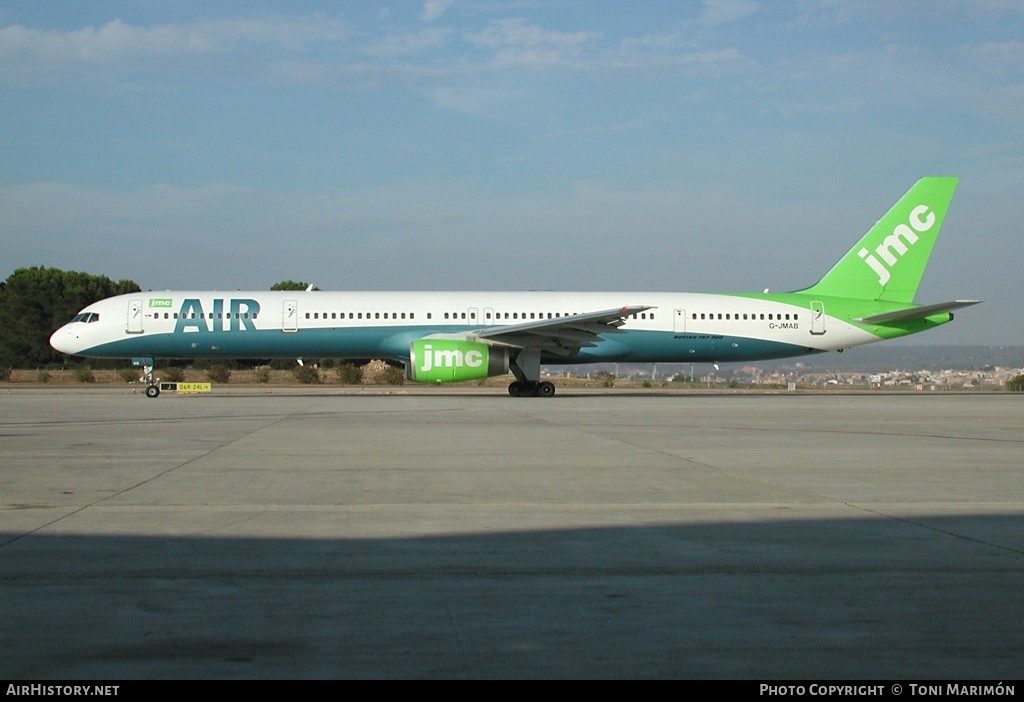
49,326 -> 75,355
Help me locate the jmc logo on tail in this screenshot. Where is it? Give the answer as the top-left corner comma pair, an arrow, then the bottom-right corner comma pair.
858,204 -> 936,285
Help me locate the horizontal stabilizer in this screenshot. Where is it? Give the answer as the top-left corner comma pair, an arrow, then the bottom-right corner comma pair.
855,300 -> 982,324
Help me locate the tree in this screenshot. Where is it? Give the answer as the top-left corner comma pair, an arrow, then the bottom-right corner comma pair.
0,267 -> 141,367
1007,374 -> 1024,392
270,280 -> 320,291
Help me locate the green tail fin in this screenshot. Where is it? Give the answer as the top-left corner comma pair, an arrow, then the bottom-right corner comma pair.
801,177 -> 958,303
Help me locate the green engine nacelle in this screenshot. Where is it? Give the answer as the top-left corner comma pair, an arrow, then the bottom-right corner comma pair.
407,339 -> 510,383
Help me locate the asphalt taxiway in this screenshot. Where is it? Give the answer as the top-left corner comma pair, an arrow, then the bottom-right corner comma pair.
2,387 -> 1022,679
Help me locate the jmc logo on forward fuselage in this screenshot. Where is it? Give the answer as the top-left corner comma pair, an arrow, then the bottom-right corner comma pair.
858,204 -> 936,285
173,298 -> 261,333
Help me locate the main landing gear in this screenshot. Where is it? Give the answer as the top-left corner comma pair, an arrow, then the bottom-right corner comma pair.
508,380 -> 556,397
507,349 -> 556,397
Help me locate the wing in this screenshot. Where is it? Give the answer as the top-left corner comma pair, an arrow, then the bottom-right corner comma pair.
473,305 -> 654,356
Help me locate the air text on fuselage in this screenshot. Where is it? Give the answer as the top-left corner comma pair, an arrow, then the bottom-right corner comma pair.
174,298 -> 260,334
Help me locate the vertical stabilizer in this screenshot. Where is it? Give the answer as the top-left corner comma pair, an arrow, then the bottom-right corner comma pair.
800,177 -> 958,303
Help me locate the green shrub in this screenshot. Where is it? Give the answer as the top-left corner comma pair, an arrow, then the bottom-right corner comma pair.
74,367 -> 96,383
37,370 -> 50,383
120,368 -> 138,383
254,366 -> 271,384
162,366 -> 186,382
206,365 -> 232,384
336,363 -> 363,385
292,365 -> 321,384
381,367 -> 405,385
0,367 -> 11,382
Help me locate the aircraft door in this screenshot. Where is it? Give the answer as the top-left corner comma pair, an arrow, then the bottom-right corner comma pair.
127,299 -> 144,334
674,309 -> 686,333
810,301 -> 826,335
283,300 -> 298,332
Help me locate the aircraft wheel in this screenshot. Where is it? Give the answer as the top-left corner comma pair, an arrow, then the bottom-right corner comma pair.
145,385 -> 160,398
537,381 -> 556,398
508,382 -> 521,397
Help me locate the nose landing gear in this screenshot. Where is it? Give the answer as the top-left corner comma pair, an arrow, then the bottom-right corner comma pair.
133,357 -> 160,398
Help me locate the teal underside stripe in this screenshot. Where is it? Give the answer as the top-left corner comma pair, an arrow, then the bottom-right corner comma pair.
79,327 -> 820,365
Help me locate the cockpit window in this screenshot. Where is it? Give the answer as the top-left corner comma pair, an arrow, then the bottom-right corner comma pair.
70,312 -> 100,324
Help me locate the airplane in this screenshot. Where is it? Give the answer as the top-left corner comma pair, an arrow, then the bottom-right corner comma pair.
50,176 -> 980,398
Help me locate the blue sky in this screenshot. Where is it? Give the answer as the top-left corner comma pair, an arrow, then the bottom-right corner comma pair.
2,1 -> 1022,344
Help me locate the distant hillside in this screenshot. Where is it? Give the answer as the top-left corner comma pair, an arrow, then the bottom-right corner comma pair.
755,345 -> 1024,372
564,346 -> 1024,379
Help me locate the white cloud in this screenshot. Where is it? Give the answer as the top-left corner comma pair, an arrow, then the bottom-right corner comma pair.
427,84 -> 523,115
422,0 -> 455,23
696,0 -> 759,27
0,16 -> 349,85
362,27 -> 453,58
465,18 -> 601,67
962,40 -> 1024,75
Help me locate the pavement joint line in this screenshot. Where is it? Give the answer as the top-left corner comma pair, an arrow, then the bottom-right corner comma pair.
0,402 -> 316,550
